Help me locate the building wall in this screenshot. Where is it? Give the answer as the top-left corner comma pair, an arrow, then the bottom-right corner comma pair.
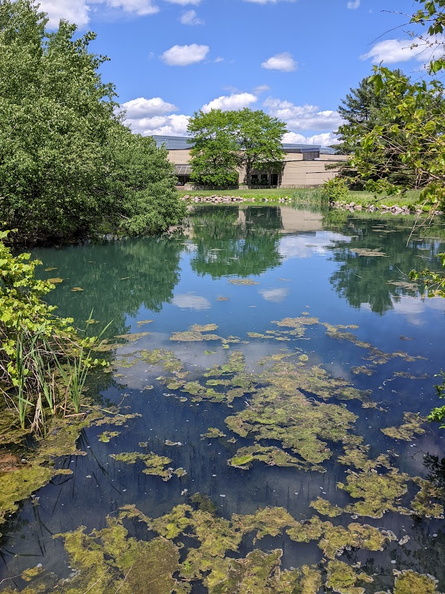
166,148 -> 348,188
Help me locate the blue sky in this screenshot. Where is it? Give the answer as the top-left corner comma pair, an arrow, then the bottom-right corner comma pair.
39,0 -> 433,145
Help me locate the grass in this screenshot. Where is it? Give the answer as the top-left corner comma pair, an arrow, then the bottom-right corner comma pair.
178,187 -> 425,209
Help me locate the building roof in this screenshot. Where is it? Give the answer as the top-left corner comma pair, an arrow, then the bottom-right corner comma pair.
153,135 -> 194,150
153,134 -> 325,153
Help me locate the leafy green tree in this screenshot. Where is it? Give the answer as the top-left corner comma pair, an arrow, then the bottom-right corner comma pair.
105,125 -> 185,236
0,0 -> 184,242
335,70 -> 435,188
187,110 -> 240,187
235,108 -> 286,187
342,1 -> 445,203
188,108 -> 286,188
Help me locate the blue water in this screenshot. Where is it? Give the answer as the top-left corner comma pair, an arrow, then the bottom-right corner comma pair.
1,205 -> 445,592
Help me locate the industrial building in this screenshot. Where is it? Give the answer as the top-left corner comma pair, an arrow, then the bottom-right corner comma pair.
153,135 -> 347,188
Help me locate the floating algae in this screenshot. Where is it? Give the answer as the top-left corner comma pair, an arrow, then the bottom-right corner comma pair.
54,516 -> 185,594
170,329 -> 221,342
310,497 -> 344,518
201,427 -> 227,439
325,559 -> 373,594
224,365 -> 359,470
410,477 -> 445,518
0,412 -> 104,532
2,502 -> 432,593
191,323 -> 218,332
318,521 -> 391,559
338,469 -> 410,518
349,248 -> 387,257
393,569 -> 439,594
228,445 -> 319,471
228,278 -> 259,285
110,451 -> 177,481
381,411 -> 426,441
98,430 -> 120,443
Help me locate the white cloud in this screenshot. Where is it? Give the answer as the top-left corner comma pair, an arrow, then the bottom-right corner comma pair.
104,0 -> 159,14
121,97 -> 178,118
347,0 -> 360,9
180,9 -> 203,24
38,0 -> 91,28
253,85 -> 270,94
165,0 -> 201,4
261,52 -> 297,72
161,44 -> 209,66
202,92 -> 258,112
282,131 -> 340,146
259,288 -> 289,302
264,98 -> 343,132
125,113 -> 190,136
172,294 -> 211,310
279,233 -> 348,261
361,36 -> 445,64
40,0 -> 159,27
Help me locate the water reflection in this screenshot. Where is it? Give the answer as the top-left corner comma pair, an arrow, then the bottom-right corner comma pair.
327,216 -> 445,314
33,236 -> 185,337
188,205 -> 283,278
5,205 -> 443,592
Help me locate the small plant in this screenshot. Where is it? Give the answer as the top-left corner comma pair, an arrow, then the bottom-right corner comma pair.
0,231 -> 106,433
321,177 -> 350,202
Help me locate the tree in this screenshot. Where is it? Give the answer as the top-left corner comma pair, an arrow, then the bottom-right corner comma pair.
187,110 -> 240,187
339,1 -> 445,202
335,70 -> 441,188
187,108 -> 286,188
235,108 -> 287,187
0,0 -> 184,242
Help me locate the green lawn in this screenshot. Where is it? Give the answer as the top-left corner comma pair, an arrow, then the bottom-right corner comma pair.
178,187 -> 425,209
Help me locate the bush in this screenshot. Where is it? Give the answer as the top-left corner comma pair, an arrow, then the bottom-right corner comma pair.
0,231 -> 104,432
321,178 -> 350,202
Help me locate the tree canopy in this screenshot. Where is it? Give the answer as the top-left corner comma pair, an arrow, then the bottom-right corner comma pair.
0,0 -> 184,243
337,1 -> 445,204
335,69 -> 445,189
187,108 -> 287,188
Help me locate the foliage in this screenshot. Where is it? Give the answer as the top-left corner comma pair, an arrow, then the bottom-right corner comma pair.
105,125 -> 185,236
187,110 -> 240,187
0,0 -> 184,243
0,231 -> 103,431
321,177 -> 349,202
335,70 -> 444,189
188,108 -> 286,187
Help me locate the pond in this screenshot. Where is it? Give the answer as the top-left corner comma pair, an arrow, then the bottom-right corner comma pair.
1,205 -> 445,593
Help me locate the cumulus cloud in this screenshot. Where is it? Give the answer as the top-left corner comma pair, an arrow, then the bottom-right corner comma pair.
165,0 -> 201,4
172,294 -> 211,310
361,36 -> 445,64
261,52 -> 297,72
121,97 -> 178,118
347,0 -> 360,8
264,98 -> 343,132
279,233 -> 348,261
259,288 -> 289,302
40,0 -> 159,27
38,0 -> 91,28
282,131 -> 340,146
202,92 -> 257,113
161,44 -> 209,66
125,113 -> 190,136
180,9 -> 203,24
